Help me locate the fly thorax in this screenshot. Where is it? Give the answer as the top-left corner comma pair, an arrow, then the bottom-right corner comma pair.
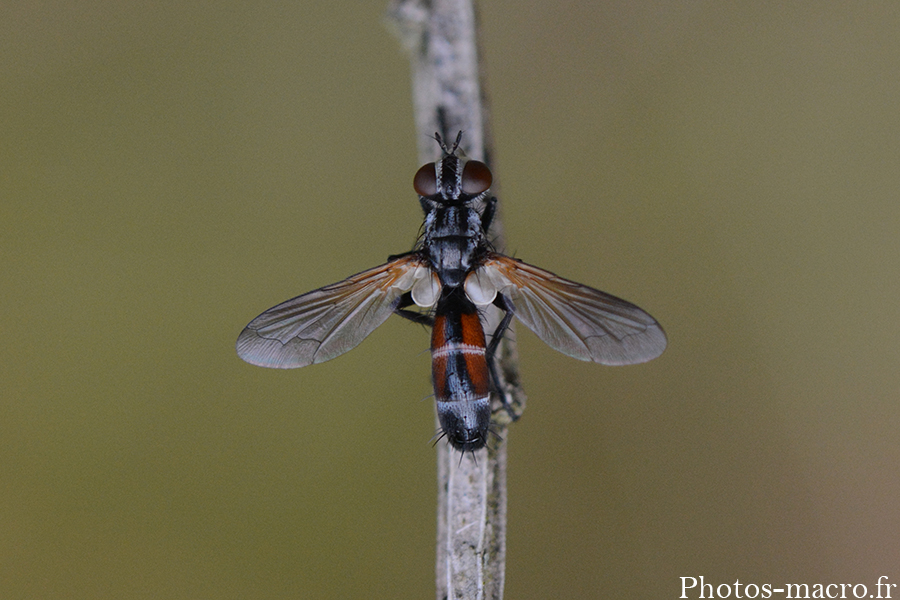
423,205 -> 485,288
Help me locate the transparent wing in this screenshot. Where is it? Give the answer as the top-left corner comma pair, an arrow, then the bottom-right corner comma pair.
481,254 -> 667,365
236,254 -> 426,368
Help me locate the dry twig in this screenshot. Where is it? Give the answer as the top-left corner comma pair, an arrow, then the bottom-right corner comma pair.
387,2 -> 526,598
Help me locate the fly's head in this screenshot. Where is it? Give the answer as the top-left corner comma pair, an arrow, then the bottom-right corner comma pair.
436,394 -> 492,452
414,132 -> 492,207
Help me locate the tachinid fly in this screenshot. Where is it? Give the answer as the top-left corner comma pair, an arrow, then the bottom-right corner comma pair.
236,133 -> 667,452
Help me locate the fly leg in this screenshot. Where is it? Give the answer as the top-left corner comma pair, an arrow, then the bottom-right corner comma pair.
387,249 -> 421,262
480,195 -> 498,233
393,292 -> 434,326
485,292 -> 519,421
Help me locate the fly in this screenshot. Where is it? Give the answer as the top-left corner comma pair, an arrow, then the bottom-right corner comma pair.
236,132 -> 667,452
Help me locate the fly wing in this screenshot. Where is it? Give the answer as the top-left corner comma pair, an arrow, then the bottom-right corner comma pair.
236,254 -> 426,368
481,254 -> 667,365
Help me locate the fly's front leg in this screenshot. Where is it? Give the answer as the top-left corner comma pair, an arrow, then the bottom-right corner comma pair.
393,292 -> 435,326
486,291 -> 519,421
480,195 -> 498,235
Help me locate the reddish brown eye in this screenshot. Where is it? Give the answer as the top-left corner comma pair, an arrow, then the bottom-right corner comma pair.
413,162 -> 438,196
461,160 -> 492,195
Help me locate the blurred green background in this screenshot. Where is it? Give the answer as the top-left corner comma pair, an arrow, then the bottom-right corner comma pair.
3,2 -> 899,598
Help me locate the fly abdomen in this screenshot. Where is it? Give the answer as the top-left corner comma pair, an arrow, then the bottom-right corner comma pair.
431,290 -> 492,451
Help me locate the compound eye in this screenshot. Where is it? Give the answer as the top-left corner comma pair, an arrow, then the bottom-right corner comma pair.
413,162 -> 438,196
461,160 -> 492,195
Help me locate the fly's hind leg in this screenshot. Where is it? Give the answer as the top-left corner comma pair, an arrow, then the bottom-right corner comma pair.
485,292 -> 521,422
